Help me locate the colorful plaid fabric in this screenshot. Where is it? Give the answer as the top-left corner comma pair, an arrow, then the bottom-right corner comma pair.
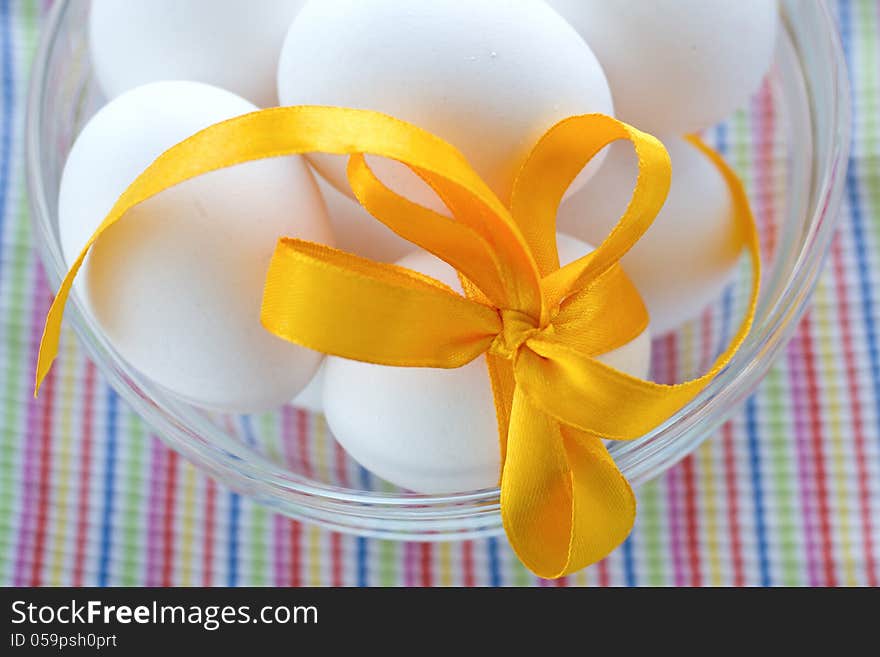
1,0 -> 878,587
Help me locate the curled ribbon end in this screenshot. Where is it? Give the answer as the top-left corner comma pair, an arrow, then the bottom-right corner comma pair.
35,286 -> 70,399
34,347 -> 51,398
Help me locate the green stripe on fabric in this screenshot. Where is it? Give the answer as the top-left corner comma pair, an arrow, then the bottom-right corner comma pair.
639,481 -> 667,586
0,0 -> 37,579
120,413 -> 147,586
765,362 -> 803,586
815,278 -> 858,585
50,333 -> 77,585
0,180 -> 32,578
379,539 -> 397,586
247,414 -> 278,587
510,546 -> 532,586
859,0 -> 880,238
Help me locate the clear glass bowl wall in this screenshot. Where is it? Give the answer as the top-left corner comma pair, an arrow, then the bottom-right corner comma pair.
27,0 -> 850,540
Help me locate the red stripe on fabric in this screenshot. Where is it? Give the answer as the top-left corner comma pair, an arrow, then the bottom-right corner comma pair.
830,237 -> 878,586
290,520 -> 302,587
462,541 -> 475,587
555,576 -> 569,587
29,366 -> 56,586
277,410 -> 308,586
799,314 -> 837,586
162,450 -> 178,587
788,337 -> 821,586
334,443 -> 350,487
687,305 -> 713,587
597,558 -> 610,587
661,332 -> 678,386
722,422 -> 746,587
72,361 -> 96,587
420,543 -> 433,587
144,439 -> 163,586
202,478 -> 216,587
681,455 -> 702,586
331,533 -> 343,587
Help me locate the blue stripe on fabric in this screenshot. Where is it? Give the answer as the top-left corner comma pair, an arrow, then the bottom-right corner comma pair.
714,122 -> 728,157
227,418 -> 252,587
228,416 -> 248,586
487,537 -> 501,586
0,0 -> 14,284
356,537 -> 368,587
745,396 -> 771,586
714,123 -> 736,350
227,492 -> 240,586
720,287 -> 735,349
716,103 -> 771,585
240,416 -> 257,447
355,465 -> 370,586
97,389 -> 119,586
358,466 -> 372,489
356,466 -> 370,586
839,0 -> 880,459
621,536 -> 637,587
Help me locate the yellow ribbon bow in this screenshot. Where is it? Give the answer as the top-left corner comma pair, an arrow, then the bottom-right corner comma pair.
36,107 -> 760,578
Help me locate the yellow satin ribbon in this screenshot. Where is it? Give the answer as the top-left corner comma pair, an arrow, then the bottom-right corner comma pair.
36,107 -> 759,578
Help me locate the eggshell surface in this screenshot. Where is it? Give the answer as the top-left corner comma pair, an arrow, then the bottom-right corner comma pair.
90,0 -> 306,107
315,174 -> 414,263
557,136 -> 740,335
546,0 -> 778,134
323,235 -> 651,494
59,81 -> 333,412
277,0 -> 614,207
291,363 -> 326,415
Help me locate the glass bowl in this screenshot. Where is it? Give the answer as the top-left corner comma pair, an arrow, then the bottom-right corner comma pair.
27,0 -> 850,541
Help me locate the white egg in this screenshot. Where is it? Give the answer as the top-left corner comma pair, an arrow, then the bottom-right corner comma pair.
277,0 -> 614,208
557,136 -> 740,335
546,0 -> 778,134
323,235 -> 651,494
314,173 -> 414,264
59,81 -> 333,413
290,363 -> 326,415
90,0 -> 305,107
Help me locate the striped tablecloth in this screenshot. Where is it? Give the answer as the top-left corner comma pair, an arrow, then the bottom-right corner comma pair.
1,0 -> 878,587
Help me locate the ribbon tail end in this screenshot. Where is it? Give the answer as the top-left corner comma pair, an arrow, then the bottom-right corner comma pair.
34,295 -> 66,398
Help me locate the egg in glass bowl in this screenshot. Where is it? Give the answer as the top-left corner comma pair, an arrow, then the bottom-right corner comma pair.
27,0 -> 849,540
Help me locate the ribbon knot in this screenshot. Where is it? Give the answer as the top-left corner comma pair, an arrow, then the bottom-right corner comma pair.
489,309 -> 542,361
35,107 -> 759,580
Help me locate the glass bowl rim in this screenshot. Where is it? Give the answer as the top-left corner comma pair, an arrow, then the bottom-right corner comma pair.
24,0 -> 852,538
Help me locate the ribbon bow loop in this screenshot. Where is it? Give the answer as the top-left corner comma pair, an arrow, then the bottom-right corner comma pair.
35,107 -> 759,580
